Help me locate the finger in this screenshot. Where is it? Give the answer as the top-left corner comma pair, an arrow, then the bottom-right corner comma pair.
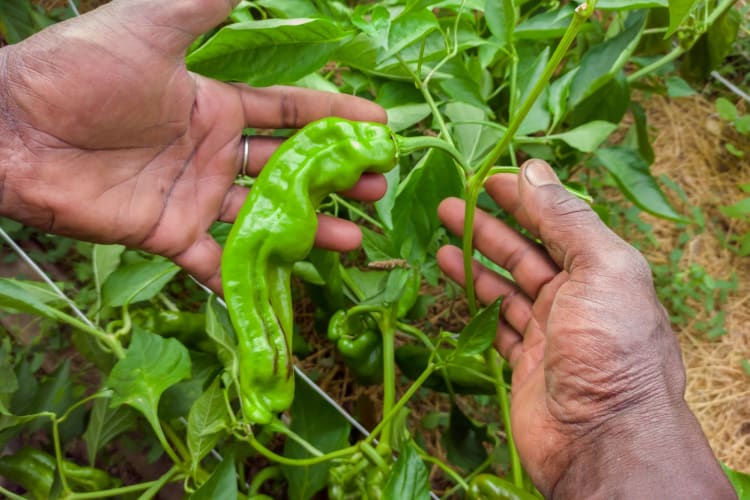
219,174 -> 386,224
242,136 -> 285,177
171,233 -> 224,294
314,214 -> 363,252
235,85 -> 388,129
438,197 -> 558,299
514,160 -> 649,277
437,245 -> 533,335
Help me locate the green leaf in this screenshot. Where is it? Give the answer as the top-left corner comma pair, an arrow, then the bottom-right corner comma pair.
255,0 -> 321,19
101,258 -> 179,308
390,150 -> 464,264
206,295 -> 239,380
569,71 -> 631,127
720,198 -> 750,219
281,376 -> 351,500
547,69 -> 577,130
107,329 -> 191,443
630,102 -> 655,164
0,0 -> 36,43
186,19 -> 350,86
83,397 -> 137,465
444,103 -> 502,165
457,298 -> 501,356
442,404 -> 488,470
160,351 -> 221,420
382,441 -> 430,500
595,147 -> 687,223
716,97 -> 738,122
551,121 -> 618,153
0,278 -> 64,318
721,462 -> 750,499
378,9 -> 440,63
569,11 -> 647,109
188,378 -> 228,475
515,4 -> 575,40
516,45 -> 550,135
387,103 -> 433,132
191,451 -> 237,500
484,0 -> 515,48
665,76 -> 696,97
666,0 -> 701,37
375,165 -> 401,232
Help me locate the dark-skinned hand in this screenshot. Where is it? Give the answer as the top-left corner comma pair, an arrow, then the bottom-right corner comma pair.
437,160 -> 736,499
0,0 -> 386,292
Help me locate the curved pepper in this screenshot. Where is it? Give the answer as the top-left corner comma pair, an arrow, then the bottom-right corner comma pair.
222,118 -> 398,424
467,474 -> 539,500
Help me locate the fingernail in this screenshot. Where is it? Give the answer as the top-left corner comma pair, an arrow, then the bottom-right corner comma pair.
523,160 -> 560,187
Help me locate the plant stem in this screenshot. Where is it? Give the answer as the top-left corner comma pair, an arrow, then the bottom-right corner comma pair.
68,473 -> 183,500
0,486 -> 25,500
248,466 -> 283,496
137,466 -> 180,500
462,0 -> 597,314
379,313 -> 397,448
486,350 -> 522,489
51,309 -> 125,359
626,45 -> 685,83
415,445 -> 469,490
330,194 -> 383,229
52,419 -> 70,494
243,433 -> 358,466
270,419 -> 324,457
364,362 -> 438,446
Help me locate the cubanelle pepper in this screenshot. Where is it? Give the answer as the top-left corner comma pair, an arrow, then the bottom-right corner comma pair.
222,118 -> 398,424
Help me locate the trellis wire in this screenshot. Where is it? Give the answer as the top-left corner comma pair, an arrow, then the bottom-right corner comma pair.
711,71 -> 750,105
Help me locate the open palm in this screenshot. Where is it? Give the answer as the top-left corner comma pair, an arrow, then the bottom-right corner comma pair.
0,0 -> 386,292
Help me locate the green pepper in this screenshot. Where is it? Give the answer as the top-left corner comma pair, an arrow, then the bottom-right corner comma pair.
467,474 -> 539,500
135,309 -> 207,346
0,447 -> 119,499
222,118 -> 398,424
395,345 -> 500,395
337,329 -> 383,385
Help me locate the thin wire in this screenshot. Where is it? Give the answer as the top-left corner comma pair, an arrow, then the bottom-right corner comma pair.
67,0 -> 81,16
0,227 -> 92,325
711,71 -> 750,105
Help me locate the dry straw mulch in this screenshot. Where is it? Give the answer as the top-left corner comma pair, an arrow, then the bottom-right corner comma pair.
636,94 -> 750,473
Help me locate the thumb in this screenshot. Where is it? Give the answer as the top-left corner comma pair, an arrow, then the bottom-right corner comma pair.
517,160 -> 646,276
111,0 -> 239,51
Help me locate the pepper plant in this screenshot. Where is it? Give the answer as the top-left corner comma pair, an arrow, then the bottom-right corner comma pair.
0,0 -> 744,498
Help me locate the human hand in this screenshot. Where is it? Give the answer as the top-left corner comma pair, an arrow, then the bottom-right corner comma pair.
0,0 -> 386,292
438,160 -> 735,498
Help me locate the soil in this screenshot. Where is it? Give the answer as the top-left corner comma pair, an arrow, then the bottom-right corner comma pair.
631,93 -> 750,473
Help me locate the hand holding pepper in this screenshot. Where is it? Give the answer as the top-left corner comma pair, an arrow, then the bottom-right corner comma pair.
0,0 -> 387,293
437,160 -> 736,498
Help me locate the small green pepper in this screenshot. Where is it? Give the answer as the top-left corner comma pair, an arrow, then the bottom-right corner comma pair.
222,118 -> 398,424
467,474 -> 539,500
0,447 -> 119,499
337,329 -> 383,385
